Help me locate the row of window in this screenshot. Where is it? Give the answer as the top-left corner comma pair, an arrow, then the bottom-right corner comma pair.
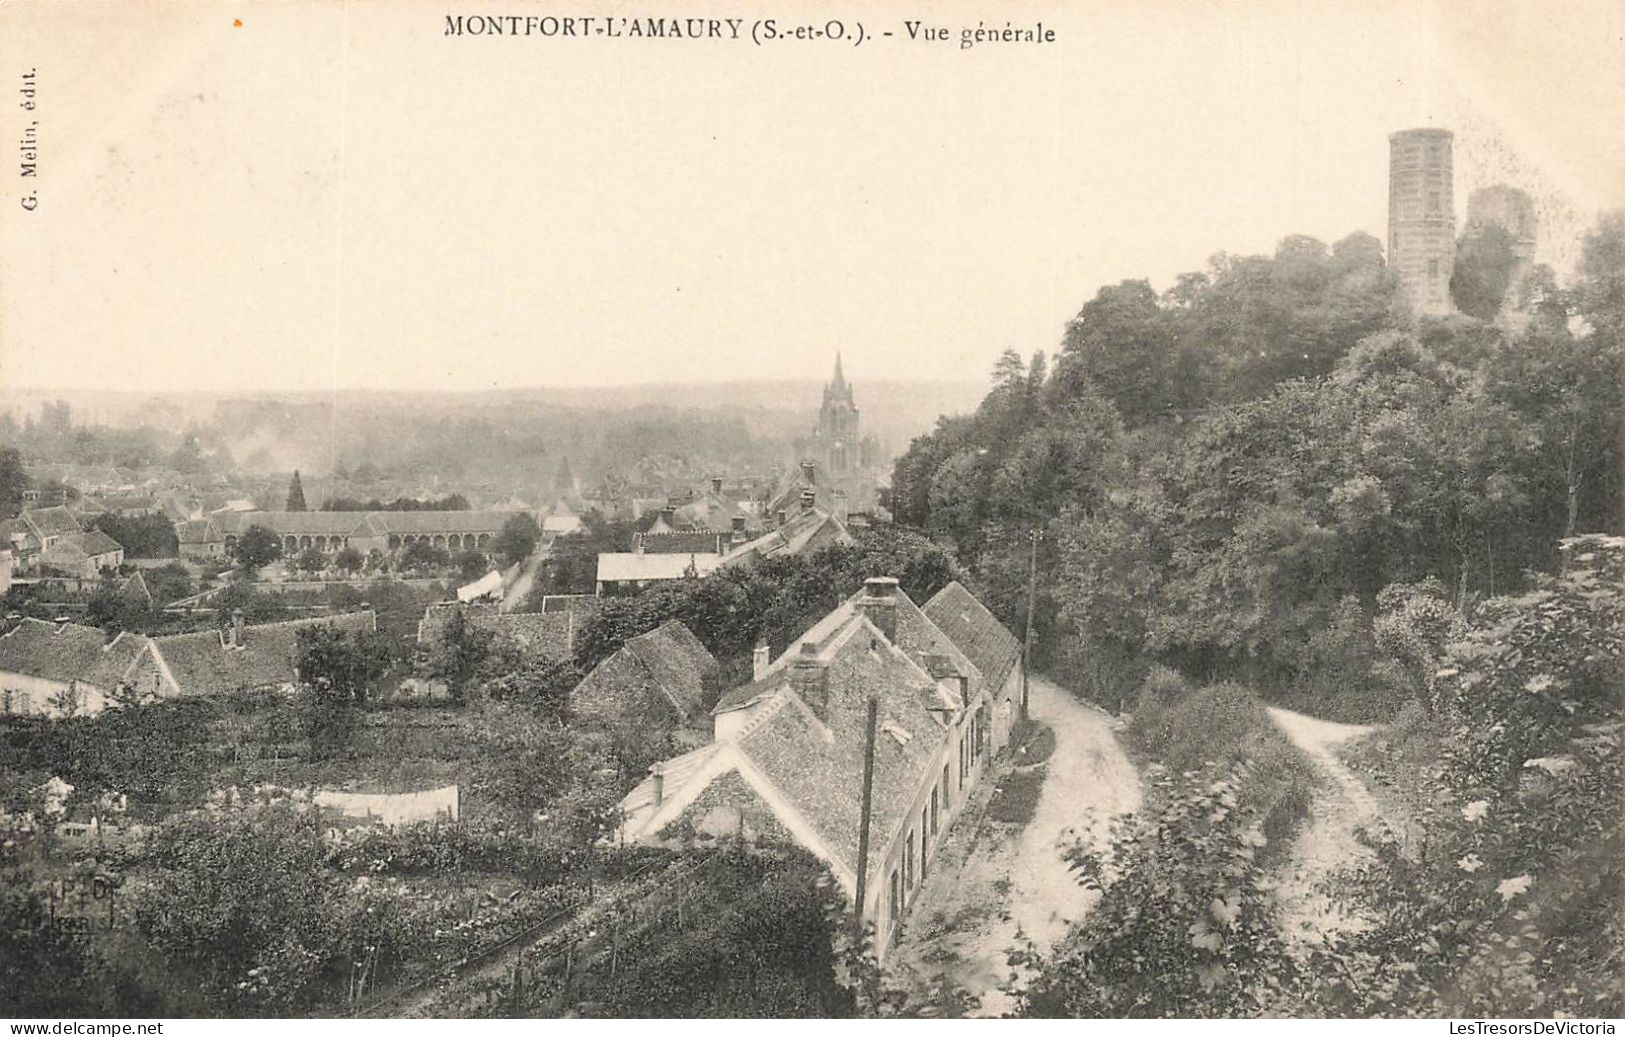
886,706 -> 987,943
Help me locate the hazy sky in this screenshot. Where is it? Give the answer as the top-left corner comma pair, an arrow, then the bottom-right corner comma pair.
1,0 -> 1621,394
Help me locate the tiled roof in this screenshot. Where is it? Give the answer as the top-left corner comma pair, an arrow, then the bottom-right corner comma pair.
0,619 -> 149,690
150,611 -> 376,698
72,530 -> 124,557
213,511 -> 365,536
721,508 -> 851,567
574,620 -> 718,720
923,582 -> 1022,693
494,611 -> 576,658
366,511 -> 523,535
631,531 -> 724,556
177,518 -> 223,544
732,618 -> 947,882
622,620 -> 718,717
712,669 -> 786,716
671,491 -> 756,534
538,594 -> 599,618
23,506 -> 82,539
40,531 -> 122,569
619,743 -> 720,829
416,604 -> 576,662
755,582 -> 982,695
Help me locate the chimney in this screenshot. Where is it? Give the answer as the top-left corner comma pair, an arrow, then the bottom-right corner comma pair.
752,640 -> 771,680
660,506 -> 677,526
790,642 -> 828,718
231,608 -> 245,648
711,477 -> 723,495
775,509 -> 786,526
651,765 -> 665,806
799,488 -> 817,510
800,460 -> 815,482
858,576 -> 900,643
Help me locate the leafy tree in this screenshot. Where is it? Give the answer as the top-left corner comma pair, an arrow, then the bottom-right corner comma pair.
333,545 -> 364,573
292,625 -> 389,759
454,548 -> 489,580
399,539 -> 449,572
532,511 -> 635,598
295,546 -> 325,573
1023,771 -> 1297,1017
431,605 -> 496,699
1056,279 -> 1177,426
1450,223 -> 1521,320
84,581 -> 148,632
89,512 -> 179,558
295,624 -> 392,705
147,559 -> 195,605
0,445 -> 27,519
1309,536 -> 1624,1017
494,512 -> 543,566
231,523 -> 282,573
1572,210 -> 1625,340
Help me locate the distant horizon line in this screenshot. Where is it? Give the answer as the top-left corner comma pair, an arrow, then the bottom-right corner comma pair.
0,374 -> 989,398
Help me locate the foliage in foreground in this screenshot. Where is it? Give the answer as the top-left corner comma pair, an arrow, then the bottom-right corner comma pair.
1129,672 -> 1316,848
1304,535 -> 1624,1017
1022,536 -> 1624,1018
1022,771 -> 1295,1017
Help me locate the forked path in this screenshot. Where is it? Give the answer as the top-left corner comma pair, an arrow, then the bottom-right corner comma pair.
1265,706 -> 1383,941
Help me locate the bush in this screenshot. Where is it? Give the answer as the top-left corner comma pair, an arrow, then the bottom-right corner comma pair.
1130,678 -> 1317,852
1023,771 -> 1300,1017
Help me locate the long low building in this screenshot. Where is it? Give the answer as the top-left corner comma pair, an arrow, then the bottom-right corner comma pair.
0,610 -> 377,717
210,510 -> 528,557
615,577 -> 1023,960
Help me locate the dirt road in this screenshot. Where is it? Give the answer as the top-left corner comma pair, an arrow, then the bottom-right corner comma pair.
888,675 -> 1139,1015
501,552 -> 544,612
1264,706 -> 1383,942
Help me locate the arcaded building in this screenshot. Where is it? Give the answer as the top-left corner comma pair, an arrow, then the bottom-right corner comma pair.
1388,128 -> 1456,316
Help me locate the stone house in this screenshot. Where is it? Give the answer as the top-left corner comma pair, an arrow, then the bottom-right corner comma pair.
177,517 -> 227,561
0,619 -> 150,717
615,577 -> 1019,959
39,530 -> 125,579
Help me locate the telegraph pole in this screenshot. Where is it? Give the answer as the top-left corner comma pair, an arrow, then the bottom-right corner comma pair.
852,696 -> 879,945
1022,527 -> 1040,721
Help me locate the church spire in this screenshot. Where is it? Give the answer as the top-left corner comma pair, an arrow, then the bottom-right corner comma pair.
830,352 -> 848,395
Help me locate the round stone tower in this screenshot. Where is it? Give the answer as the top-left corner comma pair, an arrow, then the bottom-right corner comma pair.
1387,128 -> 1456,316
